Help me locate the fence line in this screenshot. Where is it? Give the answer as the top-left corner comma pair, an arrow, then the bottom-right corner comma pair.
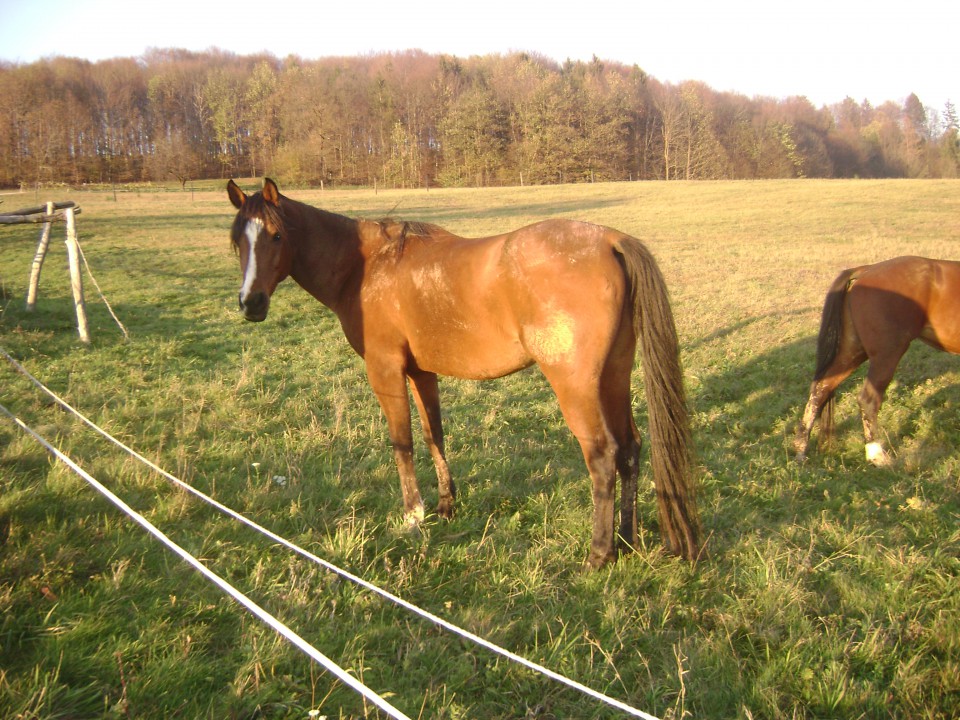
0,401 -> 412,720
3,201 -> 89,341
74,236 -> 129,340
1,347 -> 661,720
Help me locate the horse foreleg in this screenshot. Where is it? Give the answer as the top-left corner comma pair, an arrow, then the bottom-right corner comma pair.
368,368 -> 425,525
408,370 -> 456,519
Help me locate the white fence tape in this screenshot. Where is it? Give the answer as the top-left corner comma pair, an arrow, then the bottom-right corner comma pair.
1,347 -> 661,720
0,401 -> 411,720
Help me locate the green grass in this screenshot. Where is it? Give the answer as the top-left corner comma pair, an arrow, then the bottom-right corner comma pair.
1,180 -> 959,718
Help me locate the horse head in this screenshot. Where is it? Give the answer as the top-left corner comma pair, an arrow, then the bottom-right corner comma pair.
227,178 -> 293,322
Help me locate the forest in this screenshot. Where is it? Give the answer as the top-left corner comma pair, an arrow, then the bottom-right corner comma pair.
1,47 -> 958,188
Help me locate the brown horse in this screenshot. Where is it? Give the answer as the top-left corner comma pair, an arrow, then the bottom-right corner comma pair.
227,179 -> 699,567
795,255 -> 960,465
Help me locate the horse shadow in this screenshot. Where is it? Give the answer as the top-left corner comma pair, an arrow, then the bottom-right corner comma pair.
688,317 -> 960,557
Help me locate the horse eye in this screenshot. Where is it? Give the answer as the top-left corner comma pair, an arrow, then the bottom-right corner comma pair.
272,232 -> 282,242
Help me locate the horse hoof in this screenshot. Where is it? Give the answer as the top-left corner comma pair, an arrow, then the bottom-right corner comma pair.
404,505 -> 426,527
616,536 -> 638,557
583,552 -> 616,571
436,498 -> 455,520
865,442 -> 891,466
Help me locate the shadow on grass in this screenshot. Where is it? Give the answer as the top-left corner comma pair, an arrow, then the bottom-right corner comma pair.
690,317 -> 960,557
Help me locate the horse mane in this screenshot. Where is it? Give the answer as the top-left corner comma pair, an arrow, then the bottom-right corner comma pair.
230,184 -> 448,261
377,219 -> 450,257
230,190 -> 357,251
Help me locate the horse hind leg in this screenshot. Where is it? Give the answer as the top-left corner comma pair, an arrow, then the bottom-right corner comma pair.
592,319 -> 645,559
859,350 -> 907,466
795,347 -> 867,461
583,434 -> 619,569
615,415 -> 641,555
794,390 -> 822,461
547,372 -> 620,569
597,362 -> 642,555
795,375 -> 844,461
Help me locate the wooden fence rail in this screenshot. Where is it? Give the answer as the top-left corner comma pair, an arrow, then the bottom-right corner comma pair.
1,201 -> 89,343
0,200 -> 80,223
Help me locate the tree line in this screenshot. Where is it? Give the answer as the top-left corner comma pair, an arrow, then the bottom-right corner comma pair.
1,48 -> 957,189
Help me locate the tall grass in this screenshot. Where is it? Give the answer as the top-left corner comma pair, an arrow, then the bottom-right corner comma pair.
1,180 -> 958,718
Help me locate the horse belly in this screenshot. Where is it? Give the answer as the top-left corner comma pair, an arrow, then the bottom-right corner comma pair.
923,264 -> 960,353
394,238 -> 534,379
921,311 -> 960,353
407,319 -> 533,379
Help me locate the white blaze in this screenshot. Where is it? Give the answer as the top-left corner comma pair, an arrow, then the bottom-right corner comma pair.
239,218 -> 263,302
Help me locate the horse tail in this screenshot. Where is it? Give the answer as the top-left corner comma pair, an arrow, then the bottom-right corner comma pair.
615,238 -> 700,561
812,267 -> 856,445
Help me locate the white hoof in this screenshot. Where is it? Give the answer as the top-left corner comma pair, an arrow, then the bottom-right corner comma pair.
404,505 -> 425,526
865,442 -> 891,466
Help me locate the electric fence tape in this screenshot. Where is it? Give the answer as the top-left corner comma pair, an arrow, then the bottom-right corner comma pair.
1,347 -> 660,720
0,402 -> 411,720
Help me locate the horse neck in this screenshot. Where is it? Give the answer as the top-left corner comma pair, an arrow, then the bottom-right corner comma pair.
285,200 -> 365,312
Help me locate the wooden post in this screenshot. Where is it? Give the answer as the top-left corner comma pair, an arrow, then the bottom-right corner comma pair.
63,207 -> 90,344
25,201 -> 54,311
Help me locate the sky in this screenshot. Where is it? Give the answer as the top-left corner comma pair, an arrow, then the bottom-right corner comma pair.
0,0 -> 956,112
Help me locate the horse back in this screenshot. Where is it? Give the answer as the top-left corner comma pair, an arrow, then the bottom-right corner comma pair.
361,219 -> 632,379
850,256 -> 960,353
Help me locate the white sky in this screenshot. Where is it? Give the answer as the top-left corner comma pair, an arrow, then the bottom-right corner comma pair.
0,0 -> 956,111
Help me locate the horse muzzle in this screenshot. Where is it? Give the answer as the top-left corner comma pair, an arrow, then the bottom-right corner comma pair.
239,291 -> 269,322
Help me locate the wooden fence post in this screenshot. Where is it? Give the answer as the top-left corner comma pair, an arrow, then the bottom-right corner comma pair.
25,201 -> 54,311
63,207 -> 90,344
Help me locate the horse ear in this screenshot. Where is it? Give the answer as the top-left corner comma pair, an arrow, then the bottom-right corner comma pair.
262,178 -> 281,207
227,179 -> 246,209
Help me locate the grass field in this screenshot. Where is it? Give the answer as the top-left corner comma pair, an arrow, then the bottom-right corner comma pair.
1,179 -> 958,719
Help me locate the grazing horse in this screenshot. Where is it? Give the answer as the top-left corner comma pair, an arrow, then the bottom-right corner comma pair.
227,179 -> 699,567
795,255 -> 960,465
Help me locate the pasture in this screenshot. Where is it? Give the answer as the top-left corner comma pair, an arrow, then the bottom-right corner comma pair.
1,179 -> 958,719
